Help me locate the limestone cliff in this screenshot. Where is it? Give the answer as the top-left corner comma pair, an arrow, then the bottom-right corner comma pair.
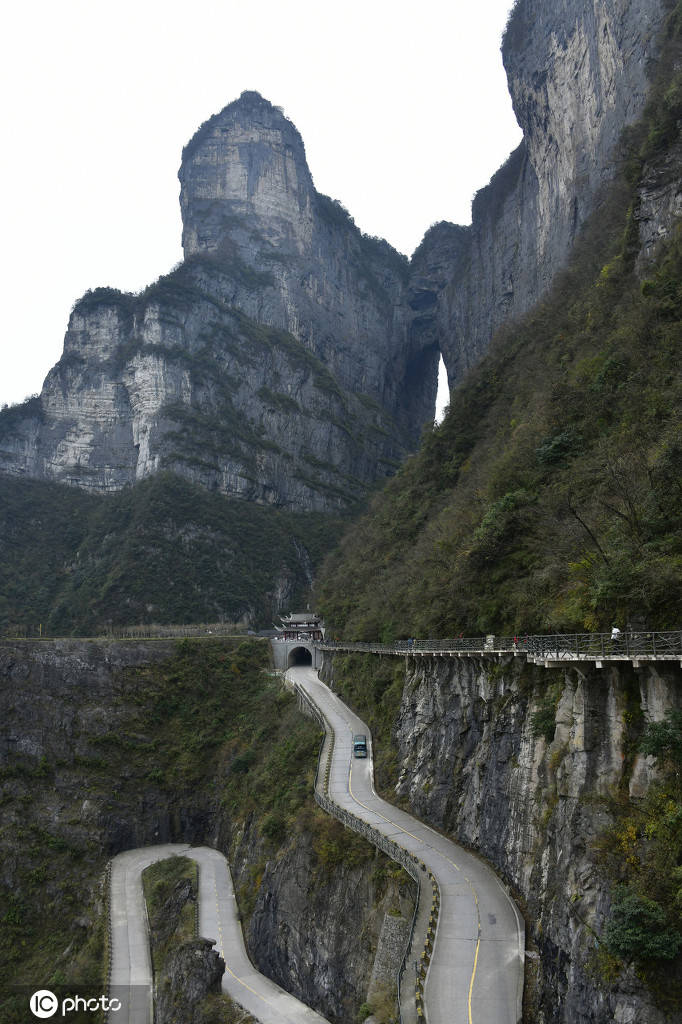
415,0 -> 673,388
155,938 -> 227,1024
241,825 -> 413,1022
0,93 -> 436,512
359,653 -> 681,1024
2,4 -> 676,505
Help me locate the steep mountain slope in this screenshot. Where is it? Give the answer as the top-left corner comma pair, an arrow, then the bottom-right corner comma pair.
0,92 -> 436,513
0,472 -> 342,634
321,649 -> 682,1023
414,0 -> 671,389
317,4 -> 682,637
0,93 -> 438,632
0,2 -> 677,637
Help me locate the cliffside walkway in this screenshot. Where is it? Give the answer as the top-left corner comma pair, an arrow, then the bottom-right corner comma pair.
291,666 -> 525,1024
318,628 -> 682,668
7,628 -> 681,670
109,845 -> 330,1024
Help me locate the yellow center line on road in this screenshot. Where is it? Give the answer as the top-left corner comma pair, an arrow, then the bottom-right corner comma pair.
311,679 -> 485,1024
210,875 -> 282,1015
468,928 -> 481,1024
347,749 -> 482,1024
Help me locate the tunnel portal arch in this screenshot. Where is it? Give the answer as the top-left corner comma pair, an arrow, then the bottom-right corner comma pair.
287,645 -> 313,668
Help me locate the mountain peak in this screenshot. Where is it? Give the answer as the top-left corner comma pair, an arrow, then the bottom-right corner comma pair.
179,92 -> 313,258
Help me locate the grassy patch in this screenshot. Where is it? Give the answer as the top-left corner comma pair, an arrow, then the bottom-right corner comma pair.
143,855 -> 198,974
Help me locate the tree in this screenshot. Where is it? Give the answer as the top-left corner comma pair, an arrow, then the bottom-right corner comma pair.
640,709 -> 682,770
606,886 -> 682,961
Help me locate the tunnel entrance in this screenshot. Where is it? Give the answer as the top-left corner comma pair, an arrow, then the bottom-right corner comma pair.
288,646 -> 313,667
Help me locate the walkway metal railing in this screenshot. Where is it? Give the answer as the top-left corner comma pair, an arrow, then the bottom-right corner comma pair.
317,629 -> 682,663
6,625 -> 681,662
0,624 -> 257,641
294,684 -> 435,1024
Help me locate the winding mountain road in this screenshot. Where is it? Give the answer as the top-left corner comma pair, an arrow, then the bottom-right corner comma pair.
110,844 -> 330,1024
109,667 -> 523,1024
290,665 -> 525,1024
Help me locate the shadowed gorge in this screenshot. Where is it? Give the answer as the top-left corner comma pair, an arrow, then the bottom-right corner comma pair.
0,640 -> 413,1024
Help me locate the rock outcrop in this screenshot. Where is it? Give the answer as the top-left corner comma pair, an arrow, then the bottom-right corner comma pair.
415,0 -> 671,389
1,4 -> 676,505
0,93 -> 437,512
243,828 -> 413,1022
155,938 -> 226,1024
381,654 -> 680,1024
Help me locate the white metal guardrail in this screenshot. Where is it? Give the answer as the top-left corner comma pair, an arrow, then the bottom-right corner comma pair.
294,684 -> 436,1024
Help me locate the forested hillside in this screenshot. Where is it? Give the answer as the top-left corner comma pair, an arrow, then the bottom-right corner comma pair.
317,10 -> 682,638
0,473 -> 342,634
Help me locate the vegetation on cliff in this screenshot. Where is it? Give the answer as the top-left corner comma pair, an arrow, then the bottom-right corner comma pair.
144,856 -> 199,975
317,8 -> 682,638
0,639 -> 405,1023
143,856 -> 256,1024
596,709 -> 682,1006
0,472 -> 343,634
0,641 -> 316,1019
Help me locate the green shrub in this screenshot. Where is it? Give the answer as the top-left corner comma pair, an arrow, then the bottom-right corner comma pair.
531,696 -> 557,742
0,473 -> 344,633
606,886 -> 682,961
639,709 -> 682,769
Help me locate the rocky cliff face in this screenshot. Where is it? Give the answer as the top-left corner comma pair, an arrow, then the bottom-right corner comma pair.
241,826 -> 413,1022
0,640 -> 411,1023
156,938 -> 227,1024
0,93 -> 436,512
415,0 -> 671,388
382,653 -> 681,1024
1,5 -> 675,504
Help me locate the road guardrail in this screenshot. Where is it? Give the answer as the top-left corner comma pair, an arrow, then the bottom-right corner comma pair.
295,683 -> 437,1024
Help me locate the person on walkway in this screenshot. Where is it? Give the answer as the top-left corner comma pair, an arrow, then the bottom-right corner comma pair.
611,625 -> 622,651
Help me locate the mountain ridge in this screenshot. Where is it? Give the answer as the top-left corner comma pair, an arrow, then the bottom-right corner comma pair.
0,91 -> 435,512
416,0 -> 672,390
316,1 -> 682,637
0,2 -> 679,635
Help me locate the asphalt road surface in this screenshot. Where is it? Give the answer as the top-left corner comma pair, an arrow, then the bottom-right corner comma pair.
109,667 -> 523,1024
109,844 -> 330,1024
290,665 -> 525,1024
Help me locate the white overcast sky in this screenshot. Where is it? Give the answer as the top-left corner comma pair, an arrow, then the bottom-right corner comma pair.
1,0 -> 521,413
